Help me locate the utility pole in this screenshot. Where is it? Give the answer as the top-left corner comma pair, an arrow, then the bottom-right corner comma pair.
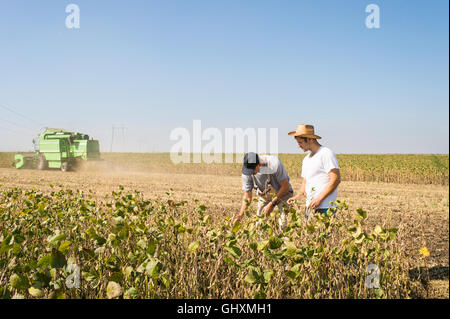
110,124 -> 127,152
120,123 -> 126,152
110,125 -> 115,152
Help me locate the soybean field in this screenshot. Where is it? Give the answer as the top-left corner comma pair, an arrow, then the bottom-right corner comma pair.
0,153 -> 448,299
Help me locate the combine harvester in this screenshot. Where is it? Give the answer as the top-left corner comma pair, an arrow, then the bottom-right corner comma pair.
13,128 -> 101,172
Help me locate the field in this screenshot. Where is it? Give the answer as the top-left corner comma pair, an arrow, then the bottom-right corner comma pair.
1,153 -> 449,185
0,152 -> 448,299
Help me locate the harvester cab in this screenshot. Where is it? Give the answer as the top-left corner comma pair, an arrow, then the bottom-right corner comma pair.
13,128 -> 101,172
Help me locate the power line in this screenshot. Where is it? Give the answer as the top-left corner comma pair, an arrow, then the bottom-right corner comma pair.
0,103 -> 44,127
0,118 -> 36,132
0,125 -> 21,134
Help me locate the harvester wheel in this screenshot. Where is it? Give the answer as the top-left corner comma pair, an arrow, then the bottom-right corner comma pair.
37,155 -> 48,170
72,157 -> 84,171
61,162 -> 69,172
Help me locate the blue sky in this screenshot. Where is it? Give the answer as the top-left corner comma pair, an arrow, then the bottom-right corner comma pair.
0,0 -> 448,153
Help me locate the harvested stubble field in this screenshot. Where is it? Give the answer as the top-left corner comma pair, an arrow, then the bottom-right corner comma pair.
0,152 -> 448,299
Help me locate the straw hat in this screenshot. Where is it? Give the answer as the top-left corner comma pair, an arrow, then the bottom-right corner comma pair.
288,124 -> 321,139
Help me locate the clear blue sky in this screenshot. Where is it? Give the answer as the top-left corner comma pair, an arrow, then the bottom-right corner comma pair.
0,0 -> 448,153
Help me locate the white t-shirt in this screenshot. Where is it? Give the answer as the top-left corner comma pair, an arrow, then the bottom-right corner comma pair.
301,146 -> 339,209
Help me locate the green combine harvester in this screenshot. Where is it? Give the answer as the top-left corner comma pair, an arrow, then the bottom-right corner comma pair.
13,128 -> 101,172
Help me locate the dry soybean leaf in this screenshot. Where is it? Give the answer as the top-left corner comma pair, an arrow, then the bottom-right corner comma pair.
145,260 -> 162,280
244,270 -> 258,284
224,246 -> 242,259
374,225 -> 383,235
285,242 -> 297,256
257,240 -> 268,251
124,266 -> 134,278
28,287 -> 44,298
263,270 -> 274,283
188,241 -> 200,253
137,239 -> 147,250
106,281 -> 123,299
50,268 -> 57,281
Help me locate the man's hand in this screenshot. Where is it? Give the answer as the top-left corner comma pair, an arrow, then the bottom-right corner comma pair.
261,202 -> 275,215
235,191 -> 252,224
287,193 -> 305,205
288,179 -> 307,206
306,169 -> 340,210
232,212 -> 244,224
307,196 -> 323,210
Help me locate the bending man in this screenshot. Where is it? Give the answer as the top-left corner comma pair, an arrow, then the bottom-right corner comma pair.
234,152 -> 294,230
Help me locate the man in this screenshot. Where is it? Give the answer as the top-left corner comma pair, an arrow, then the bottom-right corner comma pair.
287,124 -> 340,218
233,152 -> 294,230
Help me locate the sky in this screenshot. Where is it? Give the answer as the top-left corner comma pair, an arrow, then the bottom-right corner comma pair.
0,0 -> 448,154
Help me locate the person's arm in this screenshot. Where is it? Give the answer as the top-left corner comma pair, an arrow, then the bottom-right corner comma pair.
262,179 -> 290,214
288,157 -> 307,205
262,159 -> 291,214
290,178 -> 306,202
308,168 -> 340,209
233,191 -> 252,222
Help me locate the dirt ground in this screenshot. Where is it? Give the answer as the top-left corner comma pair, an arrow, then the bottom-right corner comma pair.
0,167 -> 448,298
